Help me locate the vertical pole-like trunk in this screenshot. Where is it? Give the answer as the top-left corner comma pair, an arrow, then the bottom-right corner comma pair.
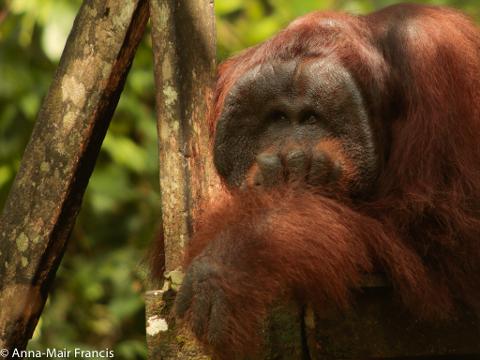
0,0 -> 149,354
147,0 -> 218,358
150,0 -> 218,272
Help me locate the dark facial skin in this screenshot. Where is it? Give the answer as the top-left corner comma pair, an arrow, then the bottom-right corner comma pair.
213,57 -> 379,197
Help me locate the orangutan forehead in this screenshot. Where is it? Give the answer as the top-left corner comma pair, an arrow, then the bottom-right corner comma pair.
224,58 -> 362,105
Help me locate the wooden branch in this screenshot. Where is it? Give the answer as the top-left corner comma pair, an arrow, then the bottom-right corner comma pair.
147,0 -> 219,358
0,0 -> 148,352
306,283 -> 480,359
150,0 -> 218,272
145,288 -> 209,360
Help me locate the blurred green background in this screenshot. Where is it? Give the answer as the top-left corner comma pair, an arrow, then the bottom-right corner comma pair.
0,0 -> 479,359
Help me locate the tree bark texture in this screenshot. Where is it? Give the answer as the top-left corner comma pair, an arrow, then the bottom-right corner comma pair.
147,0 -> 219,358
150,0 -> 218,273
0,0 -> 148,353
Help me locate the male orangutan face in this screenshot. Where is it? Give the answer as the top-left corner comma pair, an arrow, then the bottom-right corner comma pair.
213,58 -> 379,196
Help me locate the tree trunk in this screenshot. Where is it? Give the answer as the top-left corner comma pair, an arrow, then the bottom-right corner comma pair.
0,0 -> 148,353
147,0 -> 219,358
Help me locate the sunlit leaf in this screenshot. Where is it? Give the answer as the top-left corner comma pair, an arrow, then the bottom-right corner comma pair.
19,93 -> 40,118
102,133 -> 147,173
42,21 -> 68,60
215,0 -> 243,15
0,166 -> 12,188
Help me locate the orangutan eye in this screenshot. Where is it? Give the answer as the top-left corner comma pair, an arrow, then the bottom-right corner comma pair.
266,110 -> 288,123
301,111 -> 320,125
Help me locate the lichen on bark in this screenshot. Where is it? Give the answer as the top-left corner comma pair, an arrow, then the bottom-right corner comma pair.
0,0 -> 149,351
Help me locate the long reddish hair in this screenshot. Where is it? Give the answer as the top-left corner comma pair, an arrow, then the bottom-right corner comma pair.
180,4 -> 480,355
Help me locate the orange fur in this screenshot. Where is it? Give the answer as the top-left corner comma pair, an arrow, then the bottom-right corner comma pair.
168,4 -> 480,357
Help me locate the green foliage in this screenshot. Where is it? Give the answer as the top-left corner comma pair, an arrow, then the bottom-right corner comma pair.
1,0 -> 479,358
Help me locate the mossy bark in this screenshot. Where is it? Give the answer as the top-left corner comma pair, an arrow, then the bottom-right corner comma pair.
0,0 -> 148,353
148,0 -> 219,358
150,0 -> 219,273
